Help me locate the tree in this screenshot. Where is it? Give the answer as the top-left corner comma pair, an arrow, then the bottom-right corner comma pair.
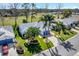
9,3 -> 20,29
63,9 -> 72,18
55,21 -> 64,34
30,3 -> 37,22
45,3 -> 48,13
39,14 -> 54,32
22,3 -> 30,22
25,27 -> 40,41
57,3 -> 63,19
0,4 -> 6,26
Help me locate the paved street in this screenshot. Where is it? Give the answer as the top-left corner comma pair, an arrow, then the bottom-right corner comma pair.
34,29 -> 79,56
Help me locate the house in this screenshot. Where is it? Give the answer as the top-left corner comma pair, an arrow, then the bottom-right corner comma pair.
56,16 -> 79,29
0,26 -> 17,56
19,22 -> 51,38
0,26 -> 15,46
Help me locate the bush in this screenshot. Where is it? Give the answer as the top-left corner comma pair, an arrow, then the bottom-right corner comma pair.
16,46 -> 24,54
23,19 -> 28,23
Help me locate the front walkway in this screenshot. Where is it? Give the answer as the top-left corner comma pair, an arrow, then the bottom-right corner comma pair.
34,29 -> 79,56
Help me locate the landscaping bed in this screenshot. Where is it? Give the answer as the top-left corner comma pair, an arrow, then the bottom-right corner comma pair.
52,30 -> 77,42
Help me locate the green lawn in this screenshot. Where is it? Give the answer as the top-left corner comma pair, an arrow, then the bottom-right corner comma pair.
14,29 -> 54,56
52,30 -> 77,42
0,13 -> 45,26
0,13 -> 58,26
36,36 -> 54,50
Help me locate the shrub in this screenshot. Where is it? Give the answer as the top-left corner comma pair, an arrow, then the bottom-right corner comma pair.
23,19 -> 28,23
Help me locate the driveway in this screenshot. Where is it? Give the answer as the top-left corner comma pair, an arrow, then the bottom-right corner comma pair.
34,29 -> 79,56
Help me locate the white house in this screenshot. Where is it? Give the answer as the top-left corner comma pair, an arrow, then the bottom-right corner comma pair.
19,22 -> 51,38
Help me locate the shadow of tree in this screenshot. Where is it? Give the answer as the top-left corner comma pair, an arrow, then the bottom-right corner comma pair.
24,43 -> 42,54
46,42 -> 61,56
42,53 -> 47,56
60,41 -> 77,52
50,47 -> 61,56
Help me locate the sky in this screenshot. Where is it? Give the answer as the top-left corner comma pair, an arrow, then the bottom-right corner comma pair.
0,3 -> 79,9
36,3 -> 79,9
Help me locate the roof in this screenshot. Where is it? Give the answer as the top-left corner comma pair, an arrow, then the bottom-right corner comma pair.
0,26 -> 15,42
0,28 -> 15,41
56,16 -> 78,26
0,26 -> 14,33
19,22 -> 49,35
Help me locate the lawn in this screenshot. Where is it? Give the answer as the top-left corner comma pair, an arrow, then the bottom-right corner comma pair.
0,13 -> 45,26
0,13 -> 57,26
52,30 -> 77,42
36,36 -> 54,50
14,29 -> 54,56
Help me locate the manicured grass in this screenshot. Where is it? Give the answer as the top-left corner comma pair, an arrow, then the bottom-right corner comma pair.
0,13 -> 57,26
14,29 -> 54,56
0,13 -> 45,26
36,36 -> 54,50
52,30 -> 77,42
14,29 -> 33,56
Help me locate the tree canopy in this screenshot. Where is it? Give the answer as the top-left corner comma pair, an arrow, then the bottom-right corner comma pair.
63,9 -> 72,18
25,27 -> 40,38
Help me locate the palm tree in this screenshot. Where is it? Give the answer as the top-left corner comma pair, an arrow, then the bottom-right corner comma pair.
57,3 -> 63,19
0,4 -> 6,26
24,27 -> 40,42
45,3 -> 48,13
22,3 -> 30,22
0,10 -> 5,26
55,21 -> 65,34
9,3 -> 20,29
39,14 -> 54,33
30,3 -> 37,22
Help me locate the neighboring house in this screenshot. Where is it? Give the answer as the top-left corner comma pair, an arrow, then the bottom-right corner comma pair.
0,26 -> 17,56
56,16 -> 79,29
19,22 -> 51,38
0,26 -> 15,48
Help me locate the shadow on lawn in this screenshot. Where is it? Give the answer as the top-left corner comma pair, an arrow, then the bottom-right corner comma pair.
60,41 -> 77,52
24,43 -> 42,54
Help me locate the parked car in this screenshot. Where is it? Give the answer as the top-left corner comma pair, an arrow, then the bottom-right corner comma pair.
2,44 -> 9,55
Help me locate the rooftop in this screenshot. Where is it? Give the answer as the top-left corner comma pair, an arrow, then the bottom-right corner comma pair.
0,26 -> 15,41
19,22 -> 49,35
56,16 -> 78,26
